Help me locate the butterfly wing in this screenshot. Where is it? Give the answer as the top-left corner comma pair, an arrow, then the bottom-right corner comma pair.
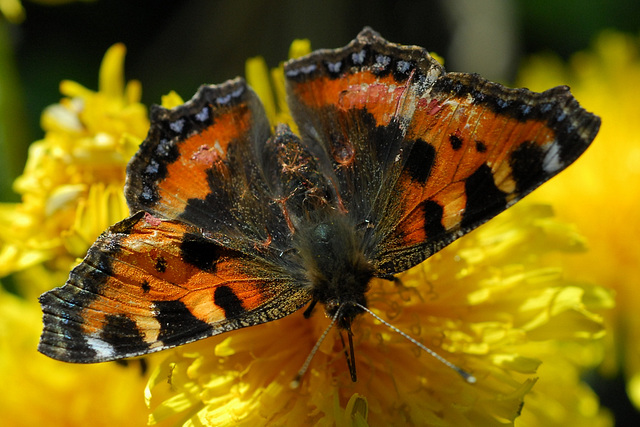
371,73 -> 600,272
284,28 -> 600,275
39,212 -> 311,362
285,28 -> 443,228
125,77 -> 335,255
40,76 -> 342,362
125,78 -> 281,248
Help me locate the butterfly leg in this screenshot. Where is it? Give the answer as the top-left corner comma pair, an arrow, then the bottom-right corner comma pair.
380,274 -> 403,287
303,299 -> 318,318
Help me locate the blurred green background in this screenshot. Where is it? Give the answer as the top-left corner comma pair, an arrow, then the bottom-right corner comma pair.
1,0 -> 639,424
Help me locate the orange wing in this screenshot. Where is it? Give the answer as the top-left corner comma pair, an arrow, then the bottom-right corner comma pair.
38,212 -> 310,363
284,28 -> 600,275
371,73 -> 600,273
124,78 -> 333,256
126,78 -> 271,222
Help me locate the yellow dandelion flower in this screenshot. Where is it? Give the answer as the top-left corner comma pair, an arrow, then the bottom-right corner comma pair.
517,30 -> 640,407
0,41 -> 155,427
516,342 -> 612,427
0,43 -> 148,290
0,277 -> 150,426
145,204 -> 612,426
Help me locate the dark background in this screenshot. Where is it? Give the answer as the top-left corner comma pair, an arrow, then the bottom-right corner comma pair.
2,0 -> 640,424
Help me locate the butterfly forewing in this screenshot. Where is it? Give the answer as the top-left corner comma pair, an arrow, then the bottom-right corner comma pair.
283,28 -> 600,275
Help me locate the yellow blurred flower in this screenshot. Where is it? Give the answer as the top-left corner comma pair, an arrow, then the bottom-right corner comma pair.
518,30 -> 640,408
245,38 -> 311,133
0,0 -> 25,22
0,43 -> 148,294
145,204 -> 612,426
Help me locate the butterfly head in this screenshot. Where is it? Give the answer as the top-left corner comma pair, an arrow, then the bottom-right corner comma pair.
324,298 -> 364,330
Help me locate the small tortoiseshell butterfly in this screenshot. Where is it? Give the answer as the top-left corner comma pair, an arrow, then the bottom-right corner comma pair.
39,28 -> 600,380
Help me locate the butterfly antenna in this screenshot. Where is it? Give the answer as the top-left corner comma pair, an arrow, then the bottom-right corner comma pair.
355,303 -> 476,384
291,305 -> 343,389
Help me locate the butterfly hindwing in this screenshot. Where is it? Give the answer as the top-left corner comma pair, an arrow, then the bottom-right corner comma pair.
38,212 -> 311,362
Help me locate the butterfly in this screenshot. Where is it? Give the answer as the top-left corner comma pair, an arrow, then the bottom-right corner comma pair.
38,28 -> 600,381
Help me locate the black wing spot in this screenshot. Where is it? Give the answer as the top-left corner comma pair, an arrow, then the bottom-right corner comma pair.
154,300 -> 213,345
180,233 -> 225,273
449,134 -> 463,150
141,280 -> 151,293
421,200 -> 446,239
404,138 -> 436,184
475,140 -> 487,153
101,314 -> 149,354
461,164 -> 508,228
509,141 -> 545,193
155,256 -> 167,273
214,285 -> 246,319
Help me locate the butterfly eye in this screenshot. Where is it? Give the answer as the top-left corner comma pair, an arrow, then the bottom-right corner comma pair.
325,299 -> 340,313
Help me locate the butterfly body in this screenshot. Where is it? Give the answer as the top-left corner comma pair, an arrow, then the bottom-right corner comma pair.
295,214 -> 374,328
39,28 -> 599,366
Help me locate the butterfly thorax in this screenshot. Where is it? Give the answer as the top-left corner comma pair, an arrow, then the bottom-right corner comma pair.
296,213 -> 375,329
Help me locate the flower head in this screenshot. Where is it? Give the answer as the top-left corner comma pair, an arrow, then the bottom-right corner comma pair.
518,30 -> 640,408
0,42 -> 155,427
145,203 -> 612,426
245,38 -> 311,133
0,43 -> 148,292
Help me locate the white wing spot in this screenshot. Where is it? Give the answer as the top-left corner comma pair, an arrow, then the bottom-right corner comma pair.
141,186 -> 155,201
352,50 -> 366,64
542,141 -> 564,174
195,107 -> 209,122
216,94 -> 232,104
396,60 -> 411,74
375,54 -> 390,68
145,159 -> 159,174
327,61 -> 342,73
169,119 -> 185,133
86,337 -> 116,360
156,139 -> 172,156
